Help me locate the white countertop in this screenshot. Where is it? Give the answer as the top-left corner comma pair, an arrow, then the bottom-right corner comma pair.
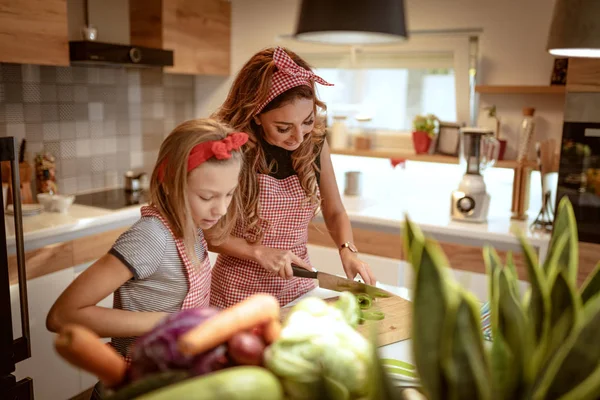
4,189 -> 550,257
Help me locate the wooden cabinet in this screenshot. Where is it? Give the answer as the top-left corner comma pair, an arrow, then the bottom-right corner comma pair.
130,0 -> 231,76
0,0 -> 69,66
566,58 -> 600,92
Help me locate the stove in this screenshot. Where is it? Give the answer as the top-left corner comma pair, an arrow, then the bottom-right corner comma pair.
75,189 -> 148,210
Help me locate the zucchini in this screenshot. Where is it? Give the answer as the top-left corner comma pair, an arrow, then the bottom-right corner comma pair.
104,371 -> 190,400
136,367 -> 283,400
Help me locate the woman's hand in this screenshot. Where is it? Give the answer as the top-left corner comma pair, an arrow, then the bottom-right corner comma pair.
340,250 -> 376,285
254,246 -> 313,280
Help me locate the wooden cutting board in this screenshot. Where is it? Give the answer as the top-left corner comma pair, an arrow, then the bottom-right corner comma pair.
280,295 -> 412,347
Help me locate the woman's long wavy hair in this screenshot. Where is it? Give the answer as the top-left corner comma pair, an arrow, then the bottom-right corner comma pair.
212,47 -> 327,243
149,119 -> 244,264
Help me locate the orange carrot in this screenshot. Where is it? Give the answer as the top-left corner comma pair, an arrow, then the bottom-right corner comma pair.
263,319 -> 281,344
54,324 -> 127,388
178,294 -> 280,356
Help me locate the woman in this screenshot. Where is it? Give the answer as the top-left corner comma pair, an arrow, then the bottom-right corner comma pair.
208,47 -> 376,308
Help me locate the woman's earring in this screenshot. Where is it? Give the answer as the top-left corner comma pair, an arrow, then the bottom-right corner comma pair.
253,116 -> 261,126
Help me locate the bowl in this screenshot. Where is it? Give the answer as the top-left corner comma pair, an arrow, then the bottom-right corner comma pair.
51,194 -> 75,213
37,193 -> 54,211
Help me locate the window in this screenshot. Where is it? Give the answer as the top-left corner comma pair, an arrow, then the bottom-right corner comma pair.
280,33 -> 477,134
315,66 -> 456,131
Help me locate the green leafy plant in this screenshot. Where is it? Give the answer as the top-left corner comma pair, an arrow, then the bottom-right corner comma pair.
412,114 -> 439,138
392,196 -> 600,400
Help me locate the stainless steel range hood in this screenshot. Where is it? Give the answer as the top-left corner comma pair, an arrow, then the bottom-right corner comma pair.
67,0 -> 173,68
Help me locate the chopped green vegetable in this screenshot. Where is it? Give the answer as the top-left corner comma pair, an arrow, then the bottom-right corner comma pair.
360,311 -> 385,322
357,294 -> 373,310
380,358 -> 416,371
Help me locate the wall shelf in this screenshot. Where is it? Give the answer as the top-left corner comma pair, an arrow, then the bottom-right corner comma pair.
331,148 -> 536,170
475,85 -> 566,94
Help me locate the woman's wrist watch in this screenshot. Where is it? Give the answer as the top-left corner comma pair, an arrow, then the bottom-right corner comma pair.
339,242 -> 358,254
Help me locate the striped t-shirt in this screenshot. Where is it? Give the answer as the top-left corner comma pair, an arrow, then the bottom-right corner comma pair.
108,216 -> 209,357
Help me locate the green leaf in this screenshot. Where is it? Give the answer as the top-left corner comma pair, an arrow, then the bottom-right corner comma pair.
497,269 -> 530,384
441,292 -> 492,400
411,238 -> 455,400
483,246 -> 503,334
489,330 -> 519,400
518,234 -> 550,346
533,293 -> 600,400
545,270 -> 581,365
543,197 -> 579,286
581,262 -> 600,305
505,251 -> 521,299
557,362 -> 600,400
403,217 -> 425,272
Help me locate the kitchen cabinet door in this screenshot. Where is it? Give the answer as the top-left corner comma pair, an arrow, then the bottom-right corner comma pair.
11,267 -> 81,400
0,0 -> 69,66
130,0 -> 231,76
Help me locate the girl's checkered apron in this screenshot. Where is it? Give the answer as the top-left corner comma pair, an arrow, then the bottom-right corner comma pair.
210,174 -> 318,308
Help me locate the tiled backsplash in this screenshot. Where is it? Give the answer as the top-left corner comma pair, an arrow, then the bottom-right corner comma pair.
0,63 -> 195,195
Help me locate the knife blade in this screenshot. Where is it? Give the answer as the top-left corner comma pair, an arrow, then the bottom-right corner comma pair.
292,265 -> 393,298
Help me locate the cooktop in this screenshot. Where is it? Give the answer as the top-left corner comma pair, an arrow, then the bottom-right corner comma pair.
75,189 -> 148,210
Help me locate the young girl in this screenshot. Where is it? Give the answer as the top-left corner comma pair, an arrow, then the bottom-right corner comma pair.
46,119 -> 248,359
208,47 -> 377,308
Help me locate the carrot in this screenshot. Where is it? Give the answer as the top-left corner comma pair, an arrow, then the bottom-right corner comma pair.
263,319 -> 281,344
54,324 -> 127,388
178,294 -> 280,356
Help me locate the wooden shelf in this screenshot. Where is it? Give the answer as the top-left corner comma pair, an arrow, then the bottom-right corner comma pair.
475,85 -> 566,94
331,148 -> 535,169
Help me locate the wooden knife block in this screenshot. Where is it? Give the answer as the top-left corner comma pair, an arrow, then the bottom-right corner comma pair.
1,161 -> 34,205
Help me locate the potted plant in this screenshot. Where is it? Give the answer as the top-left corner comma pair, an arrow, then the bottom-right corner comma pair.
412,114 -> 438,154
380,196 -> 599,400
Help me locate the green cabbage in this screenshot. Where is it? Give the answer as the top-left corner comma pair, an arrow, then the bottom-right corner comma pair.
264,293 -> 371,399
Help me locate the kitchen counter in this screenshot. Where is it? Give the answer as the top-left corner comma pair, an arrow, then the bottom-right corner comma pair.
4,191 -> 551,259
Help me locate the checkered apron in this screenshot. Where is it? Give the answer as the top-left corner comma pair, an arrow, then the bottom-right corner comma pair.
140,206 -> 211,310
113,206 -> 212,364
210,174 -> 318,308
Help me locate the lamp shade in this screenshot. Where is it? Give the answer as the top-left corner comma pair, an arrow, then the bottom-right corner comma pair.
293,0 -> 408,45
547,0 -> 600,58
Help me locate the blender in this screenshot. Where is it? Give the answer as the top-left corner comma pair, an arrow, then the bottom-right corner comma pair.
451,128 -> 500,223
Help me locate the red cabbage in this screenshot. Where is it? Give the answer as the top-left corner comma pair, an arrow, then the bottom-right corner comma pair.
128,308 -> 230,381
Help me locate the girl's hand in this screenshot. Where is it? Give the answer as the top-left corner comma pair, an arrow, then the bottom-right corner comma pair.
254,246 -> 313,280
340,250 -> 376,285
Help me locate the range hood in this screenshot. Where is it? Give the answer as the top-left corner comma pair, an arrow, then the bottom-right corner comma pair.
67,0 -> 173,68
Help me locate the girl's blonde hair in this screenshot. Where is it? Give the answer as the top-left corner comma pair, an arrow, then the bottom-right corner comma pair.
212,47 -> 326,242
149,118 -> 244,264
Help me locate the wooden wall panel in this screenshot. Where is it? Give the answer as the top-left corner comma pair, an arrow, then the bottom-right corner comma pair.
566,58 -> 600,92
0,0 -> 69,66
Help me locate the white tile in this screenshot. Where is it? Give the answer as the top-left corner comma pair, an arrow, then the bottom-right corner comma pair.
61,177 -> 78,195
88,103 -> 104,121
60,140 -> 76,159
6,124 -> 26,140
59,121 -> 76,140
21,65 -> 40,82
130,135 -> 142,151
152,102 -> 165,119
28,141 -> 44,156
130,151 -> 143,168
43,122 -> 60,141
105,171 -> 118,187
104,136 -> 117,153
92,173 -> 105,189
89,121 -> 104,138
77,175 -> 92,192
6,104 -> 24,123
75,121 -> 89,138
76,139 -> 91,157
129,119 -> 141,135
91,138 -> 105,155
142,151 -> 158,169
128,86 -> 141,103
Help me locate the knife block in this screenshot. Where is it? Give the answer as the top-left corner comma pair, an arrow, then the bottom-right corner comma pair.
1,161 -> 34,205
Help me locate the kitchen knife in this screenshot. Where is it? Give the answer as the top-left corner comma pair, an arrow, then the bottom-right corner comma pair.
292,265 -> 393,298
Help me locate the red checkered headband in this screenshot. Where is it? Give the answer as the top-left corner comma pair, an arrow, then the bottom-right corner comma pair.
255,47 -> 334,114
158,132 -> 248,182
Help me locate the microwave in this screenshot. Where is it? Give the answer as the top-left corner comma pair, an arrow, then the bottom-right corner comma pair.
557,122 -> 600,244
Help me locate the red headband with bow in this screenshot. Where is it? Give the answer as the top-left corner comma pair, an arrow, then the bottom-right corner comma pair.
255,47 -> 334,114
158,132 -> 248,182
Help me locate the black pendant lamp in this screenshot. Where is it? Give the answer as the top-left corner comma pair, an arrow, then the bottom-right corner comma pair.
547,0 -> 600,58
294,0 -> 408,45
